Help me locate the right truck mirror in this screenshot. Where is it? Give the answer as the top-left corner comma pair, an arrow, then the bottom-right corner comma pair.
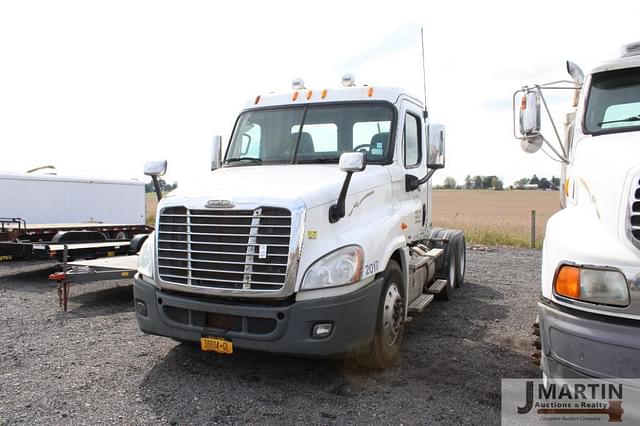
427,124 -> 445,169
519,91 -> 541,136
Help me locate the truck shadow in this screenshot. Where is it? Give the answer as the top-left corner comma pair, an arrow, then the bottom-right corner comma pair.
137,279 -> 539,424
65,282 -> 134,316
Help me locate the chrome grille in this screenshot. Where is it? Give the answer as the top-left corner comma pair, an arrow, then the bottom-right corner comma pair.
631,176 -> 640,247
157,206 -> 292,291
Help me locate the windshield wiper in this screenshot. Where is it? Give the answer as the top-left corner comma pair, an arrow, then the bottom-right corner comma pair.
295,158 -> 339,164
225,157 -> 263,164
598,114 -> 640,126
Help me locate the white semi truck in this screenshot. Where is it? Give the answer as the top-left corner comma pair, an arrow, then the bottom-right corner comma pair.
515,42 -> 640,378
134,76 -> 465,368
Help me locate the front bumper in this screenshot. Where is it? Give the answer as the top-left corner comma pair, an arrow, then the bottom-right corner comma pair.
133,274 -> 385,357
538,301 -> 640,378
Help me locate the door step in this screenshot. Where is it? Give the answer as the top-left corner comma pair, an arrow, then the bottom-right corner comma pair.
426,279 -> 447,294
408,294 -> 435,313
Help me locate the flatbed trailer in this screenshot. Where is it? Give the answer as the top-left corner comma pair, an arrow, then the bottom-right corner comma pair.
0,218 -> 151,261
49,250 -> 139,311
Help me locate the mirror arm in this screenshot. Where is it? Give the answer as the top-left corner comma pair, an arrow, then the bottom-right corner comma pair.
418,169 -> 437,185
540,135 -> 570,164
329,172 -> 354,223
405,169 -> 437,192
151,176 -> 163,201
537,86 -> 568,159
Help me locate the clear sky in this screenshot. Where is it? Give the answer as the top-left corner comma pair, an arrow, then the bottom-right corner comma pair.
1,0 -> 639,187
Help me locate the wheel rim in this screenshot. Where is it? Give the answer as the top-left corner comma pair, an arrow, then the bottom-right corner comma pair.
382,283 -> 404,346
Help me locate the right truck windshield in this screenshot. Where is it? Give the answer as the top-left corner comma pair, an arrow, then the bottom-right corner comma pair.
585,67 -> 640,134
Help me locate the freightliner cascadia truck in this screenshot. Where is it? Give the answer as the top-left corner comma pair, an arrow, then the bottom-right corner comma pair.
135,75 -> 465,368
514,42 -> 640,378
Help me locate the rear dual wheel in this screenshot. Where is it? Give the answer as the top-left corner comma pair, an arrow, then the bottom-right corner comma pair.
438,232 -> 465,300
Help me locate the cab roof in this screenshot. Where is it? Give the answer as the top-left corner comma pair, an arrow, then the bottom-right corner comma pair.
591,55 -> 640,74
242,85 -> 423,110
591,43 -> 640,74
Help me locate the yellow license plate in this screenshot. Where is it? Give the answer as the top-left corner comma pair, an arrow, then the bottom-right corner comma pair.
200,337 -> 233,354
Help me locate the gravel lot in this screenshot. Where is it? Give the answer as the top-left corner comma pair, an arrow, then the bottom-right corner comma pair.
0,247 -> 541,425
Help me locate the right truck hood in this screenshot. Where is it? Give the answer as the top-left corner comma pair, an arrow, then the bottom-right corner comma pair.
571,131 -> 640,247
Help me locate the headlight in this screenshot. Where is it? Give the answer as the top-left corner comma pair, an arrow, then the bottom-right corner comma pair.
301,245 -> 363,290
554,265 -> 629,307
137,232 -> 155,279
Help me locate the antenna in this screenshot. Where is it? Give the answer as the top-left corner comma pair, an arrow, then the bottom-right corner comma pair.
420,27 -> 428,118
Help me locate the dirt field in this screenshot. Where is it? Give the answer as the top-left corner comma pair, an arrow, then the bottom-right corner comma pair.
433,190 -> 561,248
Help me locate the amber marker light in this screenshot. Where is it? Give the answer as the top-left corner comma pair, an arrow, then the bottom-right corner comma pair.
554,265 -> 581,299
321,89 -> 327,99
368,87 -> 374,97
306,90 -> 313,100
254,95 -> 261,105
292,91 -> 299,101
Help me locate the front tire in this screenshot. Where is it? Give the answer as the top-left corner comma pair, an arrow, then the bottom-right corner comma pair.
357,260 -> 405,369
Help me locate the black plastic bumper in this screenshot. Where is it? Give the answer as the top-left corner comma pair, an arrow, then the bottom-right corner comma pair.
133,275 -> 385,357
538,301 -> 640,378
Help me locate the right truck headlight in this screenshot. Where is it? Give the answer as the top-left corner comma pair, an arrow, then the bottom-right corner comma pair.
137,232 -> 155,280
301,245 -> 364,291
554,264 -> 630,307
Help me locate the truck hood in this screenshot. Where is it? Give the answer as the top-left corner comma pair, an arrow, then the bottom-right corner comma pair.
164,164 -> 391,209
572,132 -> 640,239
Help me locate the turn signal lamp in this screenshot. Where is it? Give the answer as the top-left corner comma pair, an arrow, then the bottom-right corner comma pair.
554,265 -> 580,299
554,265 -> 629,307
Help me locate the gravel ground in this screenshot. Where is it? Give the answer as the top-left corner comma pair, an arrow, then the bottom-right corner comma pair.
0,247 -> 541,425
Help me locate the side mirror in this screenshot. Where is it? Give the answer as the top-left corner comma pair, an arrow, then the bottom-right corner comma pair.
329,152 -> 366,223
144,160 -> 167,177
338,152 -> 367,173
143,160 -> 167,201
427,124 -> 445,169
519,91 -> 541,136
211,135 -> 223,170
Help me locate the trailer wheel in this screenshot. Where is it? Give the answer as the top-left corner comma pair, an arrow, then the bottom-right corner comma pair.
357,260 -> 404,369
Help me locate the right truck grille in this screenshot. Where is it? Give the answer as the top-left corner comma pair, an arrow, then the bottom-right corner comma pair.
156,206 -> 292,292
631,176 -> 640,246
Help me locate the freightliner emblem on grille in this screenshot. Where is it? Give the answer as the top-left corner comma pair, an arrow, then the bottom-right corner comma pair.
205,199 -> 234,208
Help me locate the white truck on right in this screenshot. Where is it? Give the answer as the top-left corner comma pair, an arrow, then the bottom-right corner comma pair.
514,42 -> 640,379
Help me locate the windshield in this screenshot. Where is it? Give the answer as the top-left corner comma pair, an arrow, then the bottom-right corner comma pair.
584,67 -> 640,134
225,103 -> 395,165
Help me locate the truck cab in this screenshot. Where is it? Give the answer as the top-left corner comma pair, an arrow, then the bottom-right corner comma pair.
515,42 -> 640,378
135,76 -> 465,368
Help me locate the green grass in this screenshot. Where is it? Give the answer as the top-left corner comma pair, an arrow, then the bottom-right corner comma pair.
434,220 -> 543,249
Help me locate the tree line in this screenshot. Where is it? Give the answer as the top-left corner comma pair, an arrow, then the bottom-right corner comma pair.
437,175 -> 504,190
436,174 -> 560,191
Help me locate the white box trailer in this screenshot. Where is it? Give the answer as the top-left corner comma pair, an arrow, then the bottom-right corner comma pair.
0,172 -> 145,225
0,172 -> 152,261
